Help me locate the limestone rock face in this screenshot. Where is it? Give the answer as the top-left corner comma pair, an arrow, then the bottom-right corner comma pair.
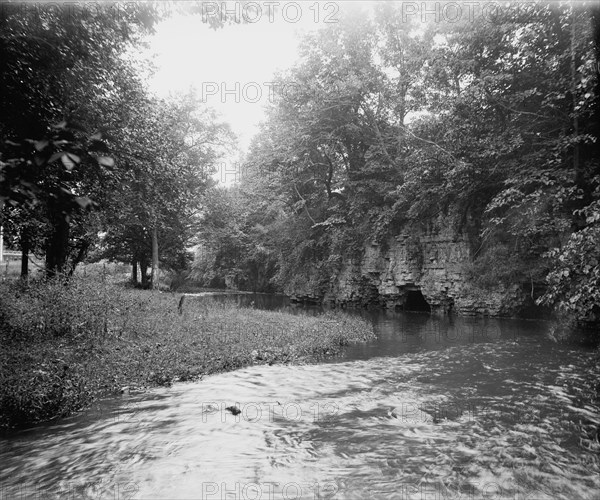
287,228 -> 525,316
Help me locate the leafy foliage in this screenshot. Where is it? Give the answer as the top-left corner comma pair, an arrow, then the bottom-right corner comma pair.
0,3 -> 233,283
200,2 -> 600,323
538,198 -> 600,322
0,2 -> 158,274
94,91 -> 233,286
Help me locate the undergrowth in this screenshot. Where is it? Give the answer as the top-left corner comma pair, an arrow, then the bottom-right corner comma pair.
0,275 -> 374,430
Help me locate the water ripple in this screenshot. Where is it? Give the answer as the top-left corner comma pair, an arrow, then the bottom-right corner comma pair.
1,318 -> 598,499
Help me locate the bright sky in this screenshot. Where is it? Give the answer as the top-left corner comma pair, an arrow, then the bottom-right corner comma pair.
147,4 -> 336,147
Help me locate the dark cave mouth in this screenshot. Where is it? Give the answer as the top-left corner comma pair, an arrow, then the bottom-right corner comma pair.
403,289 -> 432,312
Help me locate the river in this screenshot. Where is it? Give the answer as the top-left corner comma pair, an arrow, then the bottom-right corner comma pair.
1,294 -> 598,499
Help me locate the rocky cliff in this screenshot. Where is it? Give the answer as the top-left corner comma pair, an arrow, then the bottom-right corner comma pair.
286,227 -> 527,316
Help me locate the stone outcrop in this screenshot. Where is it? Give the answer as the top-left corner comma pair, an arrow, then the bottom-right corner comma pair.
287,227 -> 526,316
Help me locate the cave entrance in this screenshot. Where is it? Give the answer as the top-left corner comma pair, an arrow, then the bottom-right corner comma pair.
404,290 -> 431,312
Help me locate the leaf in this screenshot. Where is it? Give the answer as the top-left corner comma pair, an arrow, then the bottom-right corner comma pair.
67,152 -> 80,163
48,152 -> 66,164
5,140 -> 21,147
52,121 -> 67,130
74,196 -> 95,209
34,140 -> 49,152
90,132 -> 102,141
61,153 -> 78,171
97,156 -> 115,168
33,154 -> 46,167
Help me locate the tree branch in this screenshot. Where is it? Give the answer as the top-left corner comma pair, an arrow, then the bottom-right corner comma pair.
293,182 -> 316,225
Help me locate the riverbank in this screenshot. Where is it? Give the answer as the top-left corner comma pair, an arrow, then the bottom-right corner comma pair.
0,277 -> 375,430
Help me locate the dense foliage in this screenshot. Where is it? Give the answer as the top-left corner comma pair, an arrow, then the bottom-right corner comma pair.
198,2 -> 600,323
2,1 -> 600,322
0,3 -> 232,286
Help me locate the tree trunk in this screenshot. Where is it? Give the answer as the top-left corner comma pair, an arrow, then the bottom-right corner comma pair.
151,224 -> 159,290
131,260 -> 138,284
46,209 -> 70,278
20,234 -> 29,278
140,256 -> 149,288
68,239 -> 90,276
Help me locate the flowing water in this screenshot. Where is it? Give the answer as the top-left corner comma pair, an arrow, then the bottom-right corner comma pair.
1,294 -> 599,499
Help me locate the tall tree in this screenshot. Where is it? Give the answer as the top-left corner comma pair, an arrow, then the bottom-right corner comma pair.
97,92 -> 232,288
0,2 -> 158,276
216,1 -> 600,323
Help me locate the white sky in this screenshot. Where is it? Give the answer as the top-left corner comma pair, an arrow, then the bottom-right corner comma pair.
148,5 -> 333,147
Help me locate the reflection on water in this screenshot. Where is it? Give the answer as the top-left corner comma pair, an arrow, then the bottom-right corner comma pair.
1,294 -> 598,499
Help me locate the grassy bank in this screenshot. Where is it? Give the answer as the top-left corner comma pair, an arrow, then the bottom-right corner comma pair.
0,276 -> 374,430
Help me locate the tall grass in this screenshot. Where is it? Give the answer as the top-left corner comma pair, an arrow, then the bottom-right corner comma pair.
0,275 -> 374,429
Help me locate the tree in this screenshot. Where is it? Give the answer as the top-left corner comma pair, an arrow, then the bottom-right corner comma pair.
193,184 -> 281,291
211,1 -> 600,323
96,92 -> 233,289
0,2 -> 159,276
536,3 -> 600,321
